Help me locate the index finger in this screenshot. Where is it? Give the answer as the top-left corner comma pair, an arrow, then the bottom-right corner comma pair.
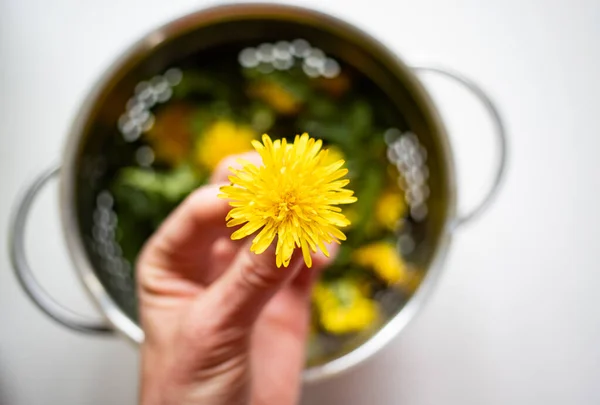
210,151 -> 263,184
138,184 -> 231,271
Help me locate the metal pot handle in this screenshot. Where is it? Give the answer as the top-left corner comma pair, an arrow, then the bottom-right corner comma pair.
413,66 -> 508,229
9,164 -> 113,334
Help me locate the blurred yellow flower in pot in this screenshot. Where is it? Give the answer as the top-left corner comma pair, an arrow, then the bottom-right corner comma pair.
195,120 -> 256,171
315,71 -> 351,97
249,81 -> 302,115
313,279 -> 377,335
375,189 -> 407,231
145,103 -> 194,165
353,241 -> 407,285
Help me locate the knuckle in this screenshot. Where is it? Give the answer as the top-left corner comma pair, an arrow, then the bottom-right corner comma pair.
219,155 -> 239,169
178,319 -> 250,379
215,155 -> 239,177
187,186 -> 212,205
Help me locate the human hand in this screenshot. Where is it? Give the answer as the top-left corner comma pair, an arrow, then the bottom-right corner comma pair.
137,152 -> 336,405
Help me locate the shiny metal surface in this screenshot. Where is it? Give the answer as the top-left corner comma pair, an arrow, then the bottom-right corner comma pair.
8,3 -> 506,382
413,66 -> 508,229
8,165 -> 113,334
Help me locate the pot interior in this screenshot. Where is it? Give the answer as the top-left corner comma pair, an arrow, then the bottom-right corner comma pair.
69,6 -> 451,367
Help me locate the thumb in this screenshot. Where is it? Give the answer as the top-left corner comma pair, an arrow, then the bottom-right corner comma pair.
198,242 -> 305,329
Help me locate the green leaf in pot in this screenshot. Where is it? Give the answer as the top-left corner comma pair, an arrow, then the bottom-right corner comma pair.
347,100 -> 373,141
113,164 -> 200,204
350,165 -> 385,243
172,70 -> 231,100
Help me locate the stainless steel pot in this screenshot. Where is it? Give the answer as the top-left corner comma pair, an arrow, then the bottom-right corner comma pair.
8,3 -> 507,382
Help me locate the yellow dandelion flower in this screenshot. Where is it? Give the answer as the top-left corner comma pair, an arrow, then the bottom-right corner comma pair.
323,146 -> 357,230
195,120 -> 256,171
342,206 -> 359,229
321,145 -> 345,166
315,71 -> 351,97
249,81 -> 301,115
353,241 -> 407,285
324,147 -> 357,229
313,280 -> 378,334
218,133 -> 357,268
145,103 -> 194,165
375,189 -> 407,231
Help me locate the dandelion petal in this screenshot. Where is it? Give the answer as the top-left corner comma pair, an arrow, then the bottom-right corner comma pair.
218,133 -> 357,268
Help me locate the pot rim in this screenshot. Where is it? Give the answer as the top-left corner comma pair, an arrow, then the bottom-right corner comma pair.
59,2 -> 457,383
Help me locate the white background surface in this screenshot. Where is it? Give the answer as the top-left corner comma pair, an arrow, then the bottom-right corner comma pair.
1,0 -> 599,404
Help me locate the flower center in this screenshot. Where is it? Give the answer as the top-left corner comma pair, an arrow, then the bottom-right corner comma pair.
275,191 -> 297,221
